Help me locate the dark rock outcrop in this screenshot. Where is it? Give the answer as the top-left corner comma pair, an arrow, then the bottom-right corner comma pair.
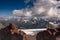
0,23 -> 60,40
0,23 -> 23,40
36,28 -> 60,40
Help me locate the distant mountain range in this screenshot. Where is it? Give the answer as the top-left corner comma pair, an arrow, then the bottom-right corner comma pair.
0,17 -> 60,29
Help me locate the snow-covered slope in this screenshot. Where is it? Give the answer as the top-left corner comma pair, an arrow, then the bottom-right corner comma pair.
19,28 -> 47,35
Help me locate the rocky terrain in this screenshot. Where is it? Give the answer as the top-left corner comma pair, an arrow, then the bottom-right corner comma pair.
0,23 -> 60,40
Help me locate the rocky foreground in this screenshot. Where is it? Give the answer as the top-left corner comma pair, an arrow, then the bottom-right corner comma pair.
0,23 -> 60,40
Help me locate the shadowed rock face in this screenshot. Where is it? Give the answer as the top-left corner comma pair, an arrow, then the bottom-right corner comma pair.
55,28 -> 60,37
36,31 -> 52,40
1,23 -> 60,40
36,28 -> 60,40
0,23 -> 23,40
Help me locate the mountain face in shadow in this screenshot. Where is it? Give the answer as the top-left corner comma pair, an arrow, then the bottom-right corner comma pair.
0,23 -> 23,40
36,28 -> 60,40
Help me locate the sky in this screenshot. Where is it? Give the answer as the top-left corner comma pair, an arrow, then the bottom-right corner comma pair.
0,0 -> 60,18
0,0 -> 34,16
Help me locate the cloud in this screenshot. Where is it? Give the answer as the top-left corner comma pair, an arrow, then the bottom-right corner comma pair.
12,0 -> 59,18
24,11 -> 32,16
12,10 -> 24,16
32,6 -> 47,17
12,9 -> 32,17
49,0 -> 60,5
0,16 -> 12,21
32,0 -> 59,17
31,0 -> 54,17
32,7 -> 46,14
47,7 -> 57,17
24,0 -> 31,4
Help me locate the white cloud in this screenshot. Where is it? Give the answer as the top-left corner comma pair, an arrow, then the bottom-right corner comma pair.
31,0 -> 53,17
24,11 -> 32,16
0,16 -> 13,21
12,0 -> 59,18
12,10 -> 24,16
12,9 -> 32,17
32,0 -> 59,18
47,7 -> 57,17
33,7 -> 46,14
49,0 -> 60,5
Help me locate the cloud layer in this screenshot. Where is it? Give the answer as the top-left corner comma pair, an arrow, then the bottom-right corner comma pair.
12,0 -> 60,18
12,9 -> 32,17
